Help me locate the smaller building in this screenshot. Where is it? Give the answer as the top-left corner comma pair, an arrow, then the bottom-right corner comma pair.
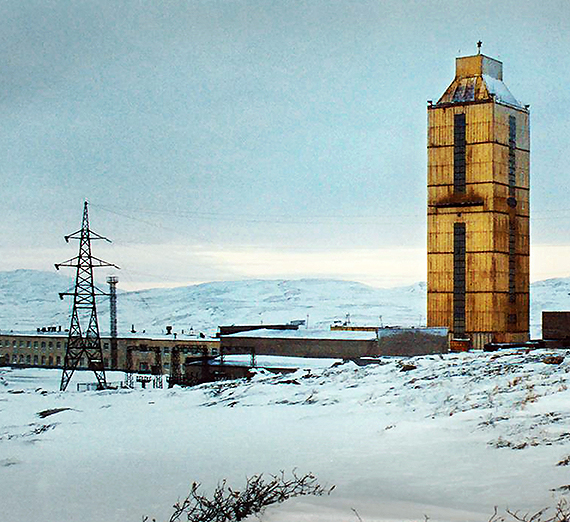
221,328 -> 378,359
220,327 -> 448,359
542,312 -> 570,341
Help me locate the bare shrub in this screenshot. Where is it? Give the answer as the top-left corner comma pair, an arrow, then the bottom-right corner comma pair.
489,499 -> 570,522
147,470 -> 332,522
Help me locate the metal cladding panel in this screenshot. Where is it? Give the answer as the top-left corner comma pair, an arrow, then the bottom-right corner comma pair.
429,255 -> 528,294
428,291 -> 530,334
428,184 -> 529,214
430,225 -> 495,254
493,332 -> 530,344
428,144 -> 529,188
427,292 -> 452,316
428,120 -> 493,147
427,271 -> 453,294
428,104 -> 494,147
515,255 -> 530,290
494,105 -> 530,150
471,333 -> 495,350
428,212 -> 496,250
428,223 -> 529,256
493,147 -> 530,189
466,252 -> 509,292
429,228 -> 493,253
455,55 -> 503,80
428,292 -> 527,334
428,214 -> 529,254
428,146 -> 454,168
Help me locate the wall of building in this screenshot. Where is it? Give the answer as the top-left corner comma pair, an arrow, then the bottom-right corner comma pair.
0,332 -> 219,374
542,312 -> 570,341
220,336 -> 379,359
221,330 -> 448,359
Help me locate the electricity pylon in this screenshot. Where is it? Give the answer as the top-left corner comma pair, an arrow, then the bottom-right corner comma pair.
56,201 -> 119,391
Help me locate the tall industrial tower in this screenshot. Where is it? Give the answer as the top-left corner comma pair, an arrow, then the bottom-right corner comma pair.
56,201 -> 119,391
427,49 -> 530,349
107,276 -> 119,370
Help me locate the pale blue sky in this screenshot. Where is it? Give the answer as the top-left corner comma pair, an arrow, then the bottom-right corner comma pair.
1,0 -> 569,289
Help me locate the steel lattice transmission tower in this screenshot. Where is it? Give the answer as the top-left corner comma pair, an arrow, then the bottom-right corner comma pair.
56,201 -> 119,391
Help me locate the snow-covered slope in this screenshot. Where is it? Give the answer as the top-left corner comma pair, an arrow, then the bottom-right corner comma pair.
0,269 -> 73,331
1,269 -> 570,337
1,350 -> 570,521
0,270 -> 426,335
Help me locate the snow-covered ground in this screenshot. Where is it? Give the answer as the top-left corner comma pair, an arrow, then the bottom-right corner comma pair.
2,350 -> 570,522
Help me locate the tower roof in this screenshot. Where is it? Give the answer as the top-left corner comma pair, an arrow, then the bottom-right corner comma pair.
436,53 -> 523,108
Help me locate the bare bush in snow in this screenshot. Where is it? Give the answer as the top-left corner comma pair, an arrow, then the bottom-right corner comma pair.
145,470 -> 332,522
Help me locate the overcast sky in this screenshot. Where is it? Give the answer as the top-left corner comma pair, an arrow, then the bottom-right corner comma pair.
1,0 -> 569,290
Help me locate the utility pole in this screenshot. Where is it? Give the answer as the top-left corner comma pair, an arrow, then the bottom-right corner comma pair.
56,201 -> 119,391
107,276 -> 119,370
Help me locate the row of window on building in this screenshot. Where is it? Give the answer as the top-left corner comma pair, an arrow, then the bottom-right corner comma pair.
4,353 -> 96,367
2,339 -> 66,349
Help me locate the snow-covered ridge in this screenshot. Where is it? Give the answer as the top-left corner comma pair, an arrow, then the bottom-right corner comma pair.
1,269 -> 569,337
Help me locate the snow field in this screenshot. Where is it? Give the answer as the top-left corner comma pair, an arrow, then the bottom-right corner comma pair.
1,349 -> 570,522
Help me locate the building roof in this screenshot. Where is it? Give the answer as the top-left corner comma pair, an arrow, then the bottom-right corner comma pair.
0,330 -> 217,343
221,327 -> 448,341
222,328 -> 378,341
436,54 -> 524,109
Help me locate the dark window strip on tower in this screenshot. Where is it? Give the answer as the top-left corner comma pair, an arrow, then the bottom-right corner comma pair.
509,221 -> 516,303
508,116 -> 516,197
453,222 -> 466,335
508,116 -> 517,305
454,113 -> 466,194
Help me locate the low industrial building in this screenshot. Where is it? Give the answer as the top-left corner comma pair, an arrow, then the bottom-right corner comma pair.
219,326 -> 449,359
0,331 -> 219,374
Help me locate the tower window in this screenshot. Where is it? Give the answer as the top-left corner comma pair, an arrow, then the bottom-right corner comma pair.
509,221 -> 516,303
508,116 -> 516,197
453,113 -> 466,194
453,222 -> 466,335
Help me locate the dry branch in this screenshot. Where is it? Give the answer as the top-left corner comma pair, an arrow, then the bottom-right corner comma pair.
166,470 -> 331,522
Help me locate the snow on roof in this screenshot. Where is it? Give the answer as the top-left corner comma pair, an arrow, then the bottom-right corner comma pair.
222,327 -> 448,341
0,330 -> 68,338
482,74 -> 523,108
214,354 -> 344,369
222,328 -> 378,341
436,72 -> 524,109
377,326 -> 448,338
0,330 -> 217,342
116,331 -> 217,342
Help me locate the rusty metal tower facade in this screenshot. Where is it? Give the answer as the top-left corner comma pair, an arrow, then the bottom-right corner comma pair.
427,50 -> 530,349
56,201 -> 118,391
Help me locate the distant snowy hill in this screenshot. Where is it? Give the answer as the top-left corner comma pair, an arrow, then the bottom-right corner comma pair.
1,269 -> 569,337
0,269 -> 74,332
0,270 -> 426,335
